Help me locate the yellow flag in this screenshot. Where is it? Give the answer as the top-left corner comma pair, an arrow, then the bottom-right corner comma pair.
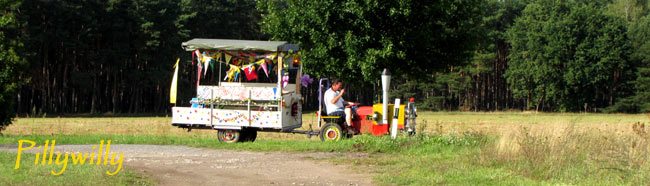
225,53 -> 232,64
256,59 -> 265,65
215,52 -> 222,61
170,58 -> 179,104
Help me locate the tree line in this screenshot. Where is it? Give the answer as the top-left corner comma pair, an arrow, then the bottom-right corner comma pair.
262,0 -> 650,112
2,0 -> 264,120
1,0 -> 650,127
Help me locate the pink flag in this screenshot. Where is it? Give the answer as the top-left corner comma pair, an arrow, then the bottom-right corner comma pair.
260,60 -> 269,77
197,61 -> 202,87
193,50 -> 201,65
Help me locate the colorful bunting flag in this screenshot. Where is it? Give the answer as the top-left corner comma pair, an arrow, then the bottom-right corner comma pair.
256,59 -> 268,77
193,50 -> 201,65
224,65 -> 241,82
215,52 -> 222,62
197,60 -> 202,87
266,53 -> 277,60
247,51 -> 258,58
282,75 -> 289,88
184,51 -> 288,82
244,65 -> 258,81
202,52 -> 211,76
225,53 -> 232,64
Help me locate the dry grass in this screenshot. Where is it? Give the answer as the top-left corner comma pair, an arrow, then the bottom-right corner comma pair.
5,111 -> 649,141
417,112 -> 650,156
411,112 -> 650,183
477,121 -> 650,183
5,117 -> 198,136
416,111 -> 649,136
3,113 -> 326,140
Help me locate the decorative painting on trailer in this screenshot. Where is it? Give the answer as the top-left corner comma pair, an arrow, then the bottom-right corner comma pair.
171,107 -> 281,128
196,86 -> 278,101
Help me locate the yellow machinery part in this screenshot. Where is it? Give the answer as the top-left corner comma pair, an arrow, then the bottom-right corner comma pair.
372,104 -> 405,126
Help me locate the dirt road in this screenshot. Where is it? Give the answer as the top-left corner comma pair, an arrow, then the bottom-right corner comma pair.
1,144 -> 374,186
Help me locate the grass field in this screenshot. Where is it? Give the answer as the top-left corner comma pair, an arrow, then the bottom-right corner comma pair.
0,151 -> 151,186
1,111 -> 649,185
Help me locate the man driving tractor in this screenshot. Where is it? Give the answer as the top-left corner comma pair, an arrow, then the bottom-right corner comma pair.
324,79 -> 360,134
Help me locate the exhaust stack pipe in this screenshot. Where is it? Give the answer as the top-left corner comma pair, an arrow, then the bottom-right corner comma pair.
381,69 -> 391,126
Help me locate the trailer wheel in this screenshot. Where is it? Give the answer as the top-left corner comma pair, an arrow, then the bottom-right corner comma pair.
217,130 -> 241,143
320,123 -> 344,141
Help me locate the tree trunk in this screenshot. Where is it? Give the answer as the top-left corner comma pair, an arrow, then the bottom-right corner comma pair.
113,72 -> 118,114
91,75 -> 97,114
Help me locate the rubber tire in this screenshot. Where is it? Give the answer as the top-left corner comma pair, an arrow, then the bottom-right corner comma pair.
320,123 -> 344,141
217,130 -> 242,143
241,129 -> 258,142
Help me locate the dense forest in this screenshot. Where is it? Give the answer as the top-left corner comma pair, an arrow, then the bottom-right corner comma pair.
1,0 -> 650,125
261,0 -> 650,113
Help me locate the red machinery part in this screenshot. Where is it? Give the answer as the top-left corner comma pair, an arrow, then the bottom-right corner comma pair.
351,106 -> 373,134
352,106 -> 394,136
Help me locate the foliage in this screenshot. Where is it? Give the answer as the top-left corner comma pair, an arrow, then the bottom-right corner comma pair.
506,0 -> 633,111
606,0 -> 649,22
390,71 -> 472,111
609,15 -> 650,113
629,15 -> 650,112
0,0 -> 27,132
258,0 -> 484,85
391,0 -> 529,111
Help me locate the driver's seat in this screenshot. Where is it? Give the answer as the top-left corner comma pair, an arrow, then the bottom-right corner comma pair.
321,110 -> 344,124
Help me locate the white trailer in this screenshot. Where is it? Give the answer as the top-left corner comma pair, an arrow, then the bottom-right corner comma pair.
171,39 -> 311,142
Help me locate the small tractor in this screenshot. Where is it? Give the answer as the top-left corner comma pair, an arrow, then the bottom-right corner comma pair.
315,78 -> 418,141
170,39 -> 417,142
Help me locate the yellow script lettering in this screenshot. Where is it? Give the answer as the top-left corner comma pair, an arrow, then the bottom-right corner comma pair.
106,153 -> 123,175
51,153 -> 69,175
15,140 -> 35,169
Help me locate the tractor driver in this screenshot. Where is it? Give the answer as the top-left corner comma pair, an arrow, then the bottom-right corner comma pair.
324,79 -> 360,132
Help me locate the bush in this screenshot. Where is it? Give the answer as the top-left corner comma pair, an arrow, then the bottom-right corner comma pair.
603,97 -> 643,113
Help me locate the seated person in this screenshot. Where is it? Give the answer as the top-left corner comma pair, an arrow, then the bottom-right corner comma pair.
324,79 -> 359,130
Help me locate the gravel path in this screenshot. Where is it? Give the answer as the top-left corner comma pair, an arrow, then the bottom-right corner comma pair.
1,144 -> 374,186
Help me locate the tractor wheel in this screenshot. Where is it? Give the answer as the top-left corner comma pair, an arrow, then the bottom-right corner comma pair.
217,130 -> 242,143
320,123 -> 344,141
241,129 -> 258,142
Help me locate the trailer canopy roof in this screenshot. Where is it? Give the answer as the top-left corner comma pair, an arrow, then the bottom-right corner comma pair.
182,38 -> 299,52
